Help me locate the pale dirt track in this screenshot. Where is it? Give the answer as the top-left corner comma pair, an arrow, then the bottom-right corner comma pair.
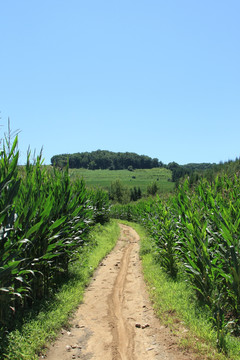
42,224 -> 196,360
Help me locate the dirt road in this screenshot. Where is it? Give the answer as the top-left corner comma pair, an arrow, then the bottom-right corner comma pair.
42,224 -> 195,360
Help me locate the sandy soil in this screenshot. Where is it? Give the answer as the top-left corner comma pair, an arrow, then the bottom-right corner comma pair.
42,224 -> 196,360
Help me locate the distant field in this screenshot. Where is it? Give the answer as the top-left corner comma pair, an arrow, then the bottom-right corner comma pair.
69,168 -> 174,194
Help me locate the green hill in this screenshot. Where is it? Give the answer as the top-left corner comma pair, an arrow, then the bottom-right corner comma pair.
69,167 -> 174,194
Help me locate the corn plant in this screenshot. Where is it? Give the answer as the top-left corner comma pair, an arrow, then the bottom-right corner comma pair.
0,136 -> 111,330
110,173 -> 240,349
0,136 -> 23,325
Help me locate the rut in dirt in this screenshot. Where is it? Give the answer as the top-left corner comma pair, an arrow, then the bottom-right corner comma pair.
107,227 -> 136,359
42,224 -> 195,360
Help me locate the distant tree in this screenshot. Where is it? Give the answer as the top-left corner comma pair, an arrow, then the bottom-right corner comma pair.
109,180 -> 129,204
88,160 -> 97,170
130,188 -> 135,201
147,181 -> 158,196
130,187 -> 138,201
167,162 -> 189,182
51,155 -> 68,168
130,186 -> 142,201
137,187 -> 142,199
167,161 -> 180,171
152,158 -> 159,167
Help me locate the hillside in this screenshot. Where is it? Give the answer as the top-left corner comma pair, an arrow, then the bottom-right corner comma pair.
69,167 -> 173,192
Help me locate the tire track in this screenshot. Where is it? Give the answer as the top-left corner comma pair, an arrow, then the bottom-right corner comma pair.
108,235 -> 135,360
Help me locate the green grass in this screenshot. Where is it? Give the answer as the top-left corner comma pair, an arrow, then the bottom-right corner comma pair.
120,220 -> 240,360
2,220 -> 120,360
69,167 -> 174,194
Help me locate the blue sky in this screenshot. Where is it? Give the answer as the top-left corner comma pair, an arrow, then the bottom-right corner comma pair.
1,1 -> 240,165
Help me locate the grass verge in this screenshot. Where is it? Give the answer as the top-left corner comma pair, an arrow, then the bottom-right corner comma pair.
2,220 -> 120,360
120,220 -> 240,360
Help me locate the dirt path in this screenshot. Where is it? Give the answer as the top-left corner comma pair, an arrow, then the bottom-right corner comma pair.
42,224 -> 196,360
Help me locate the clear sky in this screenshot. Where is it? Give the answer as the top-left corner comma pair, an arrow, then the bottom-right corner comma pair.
1,1 -> 240,165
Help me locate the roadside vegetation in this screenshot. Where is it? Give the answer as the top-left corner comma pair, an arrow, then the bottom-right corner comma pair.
0,133 -> 114,359
120,221 -> 240,359
110,170 -> 240,358
1,221 -> 120,360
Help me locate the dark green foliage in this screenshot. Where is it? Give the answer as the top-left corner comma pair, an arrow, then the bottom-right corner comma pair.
168,157 -> 240,185
0,136 -> 110,333
51,150 -> 163,170
109,181 -> 142,204
130,187 -> 142,201
110,173 -> 240,349
167,162 -> 191,183
109,180 -> 129,204
147,181 -> 158,196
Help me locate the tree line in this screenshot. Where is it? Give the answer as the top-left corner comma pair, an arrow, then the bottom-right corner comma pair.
51,150 -> 163,170
170,157 -> 240,185
167,161 -> 214,182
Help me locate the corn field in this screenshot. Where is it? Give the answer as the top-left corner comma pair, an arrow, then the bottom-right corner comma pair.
111,174 -> 240,348
0,136 -> 110,330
